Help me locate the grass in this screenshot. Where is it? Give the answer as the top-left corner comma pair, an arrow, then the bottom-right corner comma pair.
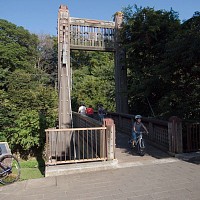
0,158 -> 45,187
19,158 -> 45,181
0,157 -> 45,186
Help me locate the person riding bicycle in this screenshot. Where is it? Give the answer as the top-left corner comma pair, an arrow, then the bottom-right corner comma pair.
132,115 -> 148,147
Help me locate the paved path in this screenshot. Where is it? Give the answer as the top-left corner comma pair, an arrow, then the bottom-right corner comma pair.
1,132 -> 200,200
115,132 -> 171,164
1,159 -> 200,200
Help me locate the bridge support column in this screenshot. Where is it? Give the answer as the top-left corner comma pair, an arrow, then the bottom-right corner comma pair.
57,5 -> 72,157
58,5 -> 72,128
114,12 -> 128,113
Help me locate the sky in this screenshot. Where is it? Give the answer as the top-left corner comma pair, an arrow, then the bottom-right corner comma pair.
0,0 -> 200,36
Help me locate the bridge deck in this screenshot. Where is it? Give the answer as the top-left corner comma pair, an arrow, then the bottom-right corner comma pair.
46,130 -> 173,177
115,131 -> 172,164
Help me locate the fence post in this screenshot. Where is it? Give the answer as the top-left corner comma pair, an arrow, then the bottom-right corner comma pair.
168,116 -> 183,154
104,118 -> 116,160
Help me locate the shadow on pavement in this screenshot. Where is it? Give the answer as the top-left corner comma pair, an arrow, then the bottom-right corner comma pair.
175,152 -> 200,165
115,131 -> 171,161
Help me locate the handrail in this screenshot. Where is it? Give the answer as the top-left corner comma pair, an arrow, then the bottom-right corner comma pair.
45,113 -> 116,165
46,127 -> 107,132
107,112 -> 170,152
45,127 -> 107,165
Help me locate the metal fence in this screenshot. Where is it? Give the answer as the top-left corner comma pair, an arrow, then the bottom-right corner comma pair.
45,127 -> 107,165
45,113 -> 116,165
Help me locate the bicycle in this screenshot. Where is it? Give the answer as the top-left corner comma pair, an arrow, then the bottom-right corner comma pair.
0,147 -> 20,185
128,131 -> 147,156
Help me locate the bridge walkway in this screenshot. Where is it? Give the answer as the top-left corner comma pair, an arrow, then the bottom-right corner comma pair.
45,129 -> 173,177
115,131 -> 172,166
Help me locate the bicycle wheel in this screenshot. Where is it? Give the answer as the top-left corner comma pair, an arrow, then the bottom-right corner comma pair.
128,139 -> 133,149
137,139 -> 145,156
0,154 -> 20,184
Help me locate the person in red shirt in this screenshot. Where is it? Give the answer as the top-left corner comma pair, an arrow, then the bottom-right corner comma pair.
86,105 -> 94,118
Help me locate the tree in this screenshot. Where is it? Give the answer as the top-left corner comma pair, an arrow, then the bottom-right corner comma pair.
121,5 -> 199,120
121,5 -> 181,117
0,19 -> 38,90
1,68 -> 58,152
37,34 -> 58,88
71,51 -> 115,111
158,13 -> 200,119
0,20 -> 58,154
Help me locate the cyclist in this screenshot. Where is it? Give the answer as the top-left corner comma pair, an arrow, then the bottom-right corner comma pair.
132,115 -> 148,147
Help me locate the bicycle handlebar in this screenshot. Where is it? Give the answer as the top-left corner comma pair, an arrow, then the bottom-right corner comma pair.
136,131 -> 149,134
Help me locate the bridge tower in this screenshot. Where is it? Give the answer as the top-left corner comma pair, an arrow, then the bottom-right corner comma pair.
57,5 -> 128,128
114,12 -> 128,113
58,5 -> 72,128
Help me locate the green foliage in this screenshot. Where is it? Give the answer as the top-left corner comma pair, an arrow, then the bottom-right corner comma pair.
36,34 -> 58,88
0,19 -> 58,154
8,110 -> 40,150
157,14 -> 200,119
0,19 -> 38,73
4,70 -> 58,150
121,5 -> 199,120
71,51 -> 115,111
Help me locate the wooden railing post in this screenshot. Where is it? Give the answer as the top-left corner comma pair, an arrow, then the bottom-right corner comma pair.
104,118 -> 116,160
168,116 -> 183,154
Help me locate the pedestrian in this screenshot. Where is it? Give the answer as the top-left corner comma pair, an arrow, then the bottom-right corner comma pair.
86,105 -> 94,118
78,103 -> 86,115
98,104 -> 106,123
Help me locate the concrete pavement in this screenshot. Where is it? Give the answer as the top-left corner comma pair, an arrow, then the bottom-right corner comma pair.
0,158 -> 200,200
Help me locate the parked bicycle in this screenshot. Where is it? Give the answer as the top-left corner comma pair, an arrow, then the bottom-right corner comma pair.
0,147 -> 20,185
128,131 -> 147,156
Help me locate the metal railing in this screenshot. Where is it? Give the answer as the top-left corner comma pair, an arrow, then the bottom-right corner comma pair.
72,112 -> 102,128
107,112 -> 169,151
46,112 -> 116,165
46,127 -> 107,165
108,112 -> 200,153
